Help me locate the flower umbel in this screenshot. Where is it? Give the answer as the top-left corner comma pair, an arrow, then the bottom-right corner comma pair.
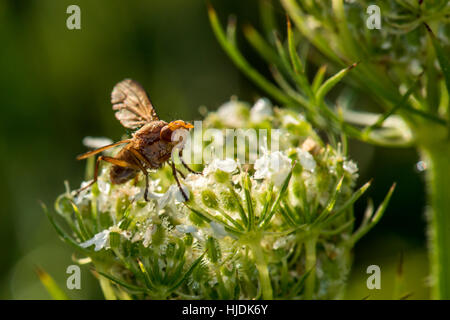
49,98 -> 394,300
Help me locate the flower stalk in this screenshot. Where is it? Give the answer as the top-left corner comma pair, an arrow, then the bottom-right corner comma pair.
304,235 -> 317,300
96,265 -> 118,300
421,143 -> 450,299
248,238 -> 273,300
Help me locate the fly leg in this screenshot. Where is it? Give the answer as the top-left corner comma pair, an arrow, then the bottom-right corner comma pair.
170,161 -> 189,202
178,149 -> 202,175
74,156 -> 138,196
128,149 -> 152,202
175,168 -> 185,179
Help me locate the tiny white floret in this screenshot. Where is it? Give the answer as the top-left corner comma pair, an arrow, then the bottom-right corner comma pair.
250,98 -> 273,123
254,150 -> 292,187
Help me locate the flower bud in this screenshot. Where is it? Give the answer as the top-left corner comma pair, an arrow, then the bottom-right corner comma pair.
220,190 -> 238,212
206,236 -> 221,264
166,242 -> 176,257
189,211 -> 207,227
115,196 -> 130,218
152,225 -> 166,247
55,195 -> 72,216
201,189 -> 219,210
184,233 -> 194,246
292,180 -> 303,199
221,263 -> 234,277
109,231 -> 120,249
214,170 -> 230,184
91,182 -> 100,197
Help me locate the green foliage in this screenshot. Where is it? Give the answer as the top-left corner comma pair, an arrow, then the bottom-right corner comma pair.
207,0 -> 449,299
35,267 -> 69,300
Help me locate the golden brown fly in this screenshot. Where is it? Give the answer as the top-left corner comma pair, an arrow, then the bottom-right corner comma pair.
76,79 -> 197,201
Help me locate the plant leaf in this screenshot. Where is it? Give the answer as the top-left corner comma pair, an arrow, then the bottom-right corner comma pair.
35,267 -> 69,300
186,205 -> 242,237
207,3 -> 291,105
313,176 -> 345,226
363,75 -> 422,136
96,270 -> 149,293
316,63 -> 358,104
70,201 -> 92,241
41,202 -> 92,255
243,173 -> 255,231
287,18 -> 313,99
168,251 -> 207,292
349,183 -> 396,246
425,24 -> 450,100
287,269 -> 312,298
321,180 -> 372,225
312,65 -> 328,93
260,166 -> 294,228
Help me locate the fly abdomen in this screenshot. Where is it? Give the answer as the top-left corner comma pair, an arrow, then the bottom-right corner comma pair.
110,165 -> 137,184
109,148 -> 138,184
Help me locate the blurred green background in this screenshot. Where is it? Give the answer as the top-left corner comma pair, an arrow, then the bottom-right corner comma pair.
0,0 -> 429,299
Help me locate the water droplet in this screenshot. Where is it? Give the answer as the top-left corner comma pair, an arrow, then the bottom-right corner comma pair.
416,160 -> 427,172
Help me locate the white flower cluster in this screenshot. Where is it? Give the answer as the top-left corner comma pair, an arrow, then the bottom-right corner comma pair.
54,97 -> 362,300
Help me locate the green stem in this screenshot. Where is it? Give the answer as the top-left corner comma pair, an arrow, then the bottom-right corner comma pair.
96,264 -> 117,300
99,276 -> 117,300
421,144 -> 450,299
304,236 -> 317,299
249,241 -> 273,300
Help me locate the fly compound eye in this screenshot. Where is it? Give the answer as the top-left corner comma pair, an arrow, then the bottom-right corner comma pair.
160,125 -> 173,142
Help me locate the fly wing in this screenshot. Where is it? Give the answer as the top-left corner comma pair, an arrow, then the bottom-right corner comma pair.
111,79 -> 159,129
